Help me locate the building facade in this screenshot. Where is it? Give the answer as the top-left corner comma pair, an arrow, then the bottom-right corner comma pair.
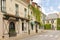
40,13 -> 46,29
45,13 -> 59,30
0,0 -> 41,40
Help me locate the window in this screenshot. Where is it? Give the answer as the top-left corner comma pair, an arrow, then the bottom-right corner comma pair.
31,11 -> 32,14
1,0 -> 6,12
24,8 -> 27,12
24,8 -> 27,17
22,21 -> 24,31
15,4 -> 19,16
31,23 -> 33,30
51,20 -> 54,24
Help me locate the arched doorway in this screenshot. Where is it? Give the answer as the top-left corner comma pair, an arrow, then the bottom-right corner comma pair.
9,22 -> 16,37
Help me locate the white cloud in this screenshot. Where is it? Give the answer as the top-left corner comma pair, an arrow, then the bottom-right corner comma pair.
33,0 -> 59,15
33,0 -> 39,2
41,7 -> 47,14
48,6 -> 58,13
33,0 -> 41,2
49,6 -> 58,13
33,0 -> 41,4
50,7 -> 54,11
52,11 -> 58,13
41,6 -> 58,15
58,5 -> 60,9
45,10 -> 58,15
49,10 -> 58,14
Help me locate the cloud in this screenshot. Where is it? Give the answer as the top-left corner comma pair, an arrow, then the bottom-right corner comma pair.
50,7 -> 54,11
33,0 -> 41,2
41,7 -> 47,14
33,0 -> 41,5
58,5 -> 60,9
49,10 -> 58,14
49,6 -> 58,13
33,0 -> 39,3
40,5 -> 58,15
33,0 -> 59,15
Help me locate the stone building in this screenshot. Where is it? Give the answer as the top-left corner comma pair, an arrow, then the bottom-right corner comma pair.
40,13 -> 46,29
0,0 -> 41,40
31,2 -> 42,33
41,13 -> 46,25
45,13 -> 59,30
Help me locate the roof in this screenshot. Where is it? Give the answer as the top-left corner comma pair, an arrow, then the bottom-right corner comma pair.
45,13 -> 59,20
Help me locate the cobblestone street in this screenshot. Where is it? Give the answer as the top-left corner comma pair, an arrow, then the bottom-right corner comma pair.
19,30 -> 60,40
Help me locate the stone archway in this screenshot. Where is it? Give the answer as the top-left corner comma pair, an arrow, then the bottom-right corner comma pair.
9,22 -> 16,37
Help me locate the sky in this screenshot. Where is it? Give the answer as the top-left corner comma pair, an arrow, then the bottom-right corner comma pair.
33,0 -> 60,15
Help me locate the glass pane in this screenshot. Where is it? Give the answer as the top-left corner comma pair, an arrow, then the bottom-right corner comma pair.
2,0 -> 6,12
15,4 -> 19,16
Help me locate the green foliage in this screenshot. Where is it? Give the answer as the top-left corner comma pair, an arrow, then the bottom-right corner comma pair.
57,18 -> 60,30
30,5 -> 41,23
57,27 -> 60,30
44,24 -> 51,30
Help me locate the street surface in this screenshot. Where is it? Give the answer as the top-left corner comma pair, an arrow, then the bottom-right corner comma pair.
20,30 -> 60,40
